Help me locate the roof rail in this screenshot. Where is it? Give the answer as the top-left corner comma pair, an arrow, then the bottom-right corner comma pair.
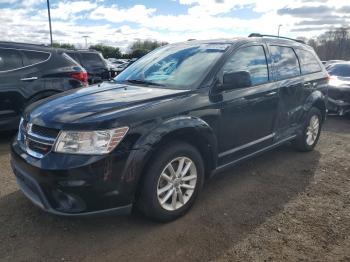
248,33 -> 306,44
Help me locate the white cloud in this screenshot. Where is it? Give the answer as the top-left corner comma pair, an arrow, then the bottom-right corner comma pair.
1,0 -> 350,52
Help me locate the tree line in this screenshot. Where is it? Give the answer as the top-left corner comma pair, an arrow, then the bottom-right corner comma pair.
303,27 -> 350,61
53,40 -> 167,59
53,27 -> 350,61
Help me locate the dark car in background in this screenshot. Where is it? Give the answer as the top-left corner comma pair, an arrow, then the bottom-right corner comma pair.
65,50 -> 110,84
11,35 -> 328,221
0,42 -> 88,131
327,62 -> 350,115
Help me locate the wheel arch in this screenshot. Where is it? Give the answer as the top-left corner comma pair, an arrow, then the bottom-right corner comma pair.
125,116 -> 218,200
303,90 -> 327,122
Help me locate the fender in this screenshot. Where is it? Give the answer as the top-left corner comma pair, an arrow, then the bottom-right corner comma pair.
302,90 -> 327,121
118,116 -> 218,200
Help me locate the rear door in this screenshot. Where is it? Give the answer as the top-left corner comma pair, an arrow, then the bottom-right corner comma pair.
0,48 -> 25,123
0,48 -> 51,126
217,44 -> 279,164
294,48 -> 327,112
268,45 -> 303,139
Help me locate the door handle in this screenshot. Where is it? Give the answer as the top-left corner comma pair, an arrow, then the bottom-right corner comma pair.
265,91 -> 277,97
20,77 -> 38,81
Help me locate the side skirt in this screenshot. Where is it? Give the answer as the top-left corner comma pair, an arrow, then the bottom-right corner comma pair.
211,135 -> 296,175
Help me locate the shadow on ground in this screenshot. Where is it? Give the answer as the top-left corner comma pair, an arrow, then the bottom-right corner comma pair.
0,143 -> 321,262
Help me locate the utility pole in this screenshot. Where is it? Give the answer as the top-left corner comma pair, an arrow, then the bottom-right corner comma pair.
47,0 -> 53,46
278,24 -> 283,37
83,36 -> 89,49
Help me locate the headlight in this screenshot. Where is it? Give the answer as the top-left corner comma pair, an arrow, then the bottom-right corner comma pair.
54,127 -> 129,155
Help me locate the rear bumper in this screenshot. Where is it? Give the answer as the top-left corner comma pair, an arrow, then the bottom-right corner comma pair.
11,139 -> 137,217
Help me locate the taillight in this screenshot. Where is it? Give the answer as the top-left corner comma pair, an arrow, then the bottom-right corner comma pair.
71,71 -> 88,86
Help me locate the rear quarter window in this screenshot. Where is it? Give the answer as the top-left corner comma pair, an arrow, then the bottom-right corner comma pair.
0,48 -> 23,71
270,46 -> 301,80
295,49 -> 322,75
22,50 -> 50,66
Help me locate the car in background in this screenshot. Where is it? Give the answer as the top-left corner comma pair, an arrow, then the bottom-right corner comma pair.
325,60 -> 345,68
105,59 -> 120,78
0,41 -> 88,131
327,62 -> 350,116
65,50 -> 110,84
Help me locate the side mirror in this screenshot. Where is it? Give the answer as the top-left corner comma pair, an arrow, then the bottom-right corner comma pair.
222,71 -> 252,90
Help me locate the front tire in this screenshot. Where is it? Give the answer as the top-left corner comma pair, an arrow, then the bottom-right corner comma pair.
293,107 -> 322,152
136,142 -> 204,222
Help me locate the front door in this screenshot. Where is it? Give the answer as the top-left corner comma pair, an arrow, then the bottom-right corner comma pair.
215,44 -> 279,165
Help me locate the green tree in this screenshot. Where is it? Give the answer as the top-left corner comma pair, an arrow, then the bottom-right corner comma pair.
52,42 -> 75,49
128,40 -> 168,58
89,44 -> 122,58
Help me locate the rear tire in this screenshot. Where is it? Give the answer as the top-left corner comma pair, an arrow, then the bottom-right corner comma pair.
136,141 -> 204,222
293,107 -> 322,152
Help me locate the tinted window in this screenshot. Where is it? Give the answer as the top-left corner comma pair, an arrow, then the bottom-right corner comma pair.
66,52 -> 82,64
0,48 -> 23,71
221,45 -> 269,86
270,46 -> 300,80
295,49 -> 321,74
81,53 -> 105,67
22,50 -> 50,66
327,63 -> 350,77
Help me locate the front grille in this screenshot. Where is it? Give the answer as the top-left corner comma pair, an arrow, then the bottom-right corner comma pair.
18,119 -> 60,159
31,125 -> 60,138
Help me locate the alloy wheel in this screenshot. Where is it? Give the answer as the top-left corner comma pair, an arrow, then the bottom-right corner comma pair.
306,115 -> 320,146
156,157 -> 197,211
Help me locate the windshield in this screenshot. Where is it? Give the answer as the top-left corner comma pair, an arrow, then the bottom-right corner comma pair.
115,43 -> 230,89
328,63 -> 350,77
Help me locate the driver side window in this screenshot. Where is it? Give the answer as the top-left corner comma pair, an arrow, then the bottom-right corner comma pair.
220,45 -> 269,87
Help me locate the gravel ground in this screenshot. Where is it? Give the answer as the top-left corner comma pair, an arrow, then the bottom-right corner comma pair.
0,116 -> 349,262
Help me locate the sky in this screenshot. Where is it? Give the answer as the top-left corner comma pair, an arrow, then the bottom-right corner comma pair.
0,0 -> 349,52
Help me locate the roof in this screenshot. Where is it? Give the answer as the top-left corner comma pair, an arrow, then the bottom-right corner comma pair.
0,41 -> 54,51
174,36 -> 309,49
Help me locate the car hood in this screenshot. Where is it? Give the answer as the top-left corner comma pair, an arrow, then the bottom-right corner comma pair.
329,76 -> 350,87
26,81 -> 190,128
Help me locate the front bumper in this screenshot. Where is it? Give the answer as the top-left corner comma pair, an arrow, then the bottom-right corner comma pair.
11,139 -> 137,216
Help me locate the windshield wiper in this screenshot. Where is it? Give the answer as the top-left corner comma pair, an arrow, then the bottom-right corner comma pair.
125,79 -> 165,86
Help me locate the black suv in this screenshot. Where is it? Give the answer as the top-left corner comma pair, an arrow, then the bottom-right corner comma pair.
11,35 -> 328,221
65,50 -> 110,84
0,42 -> 88,131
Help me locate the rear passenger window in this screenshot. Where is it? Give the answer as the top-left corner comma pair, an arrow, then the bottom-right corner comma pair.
221,45 -> 269,86
22,50 -> 50,66
0,48 -> 23,71
295,49 -> 322,74
270,46 -> 300,80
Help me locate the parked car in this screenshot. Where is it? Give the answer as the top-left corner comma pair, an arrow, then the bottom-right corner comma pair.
0,42 -> 88,131
65,50 -> 110,84
327,62 -> 350,115
104,60 -> 117,78
11,35 -> 328,222
325,60 -> 345,68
